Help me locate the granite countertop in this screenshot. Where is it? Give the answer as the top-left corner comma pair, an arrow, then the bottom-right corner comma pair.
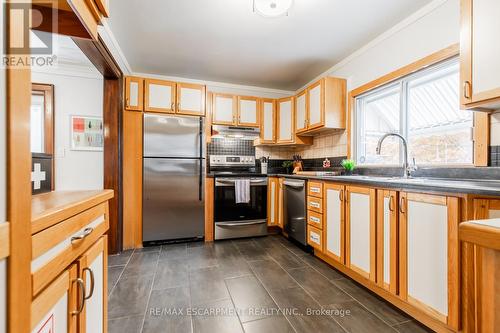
272,174 -> 500,196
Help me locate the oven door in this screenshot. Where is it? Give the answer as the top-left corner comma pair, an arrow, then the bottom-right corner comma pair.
214,178 -> 268,239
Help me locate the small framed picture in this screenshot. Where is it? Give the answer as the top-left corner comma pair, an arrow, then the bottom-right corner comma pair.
70,115 -> 104,151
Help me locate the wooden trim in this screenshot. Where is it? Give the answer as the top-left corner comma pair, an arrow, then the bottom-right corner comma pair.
31,190 -> 114,234
267,178 -> 279,226
212,93 -> 237,125
314,250 -> 456,333
32,217 -> 109,296
7,2 -> 33,330
103,234 -> 109,333
473,112 -> 490,166
399,192 -> 408,300
205,92 -> 213,143
69,263 -> 78,332
323,183 -> 345,264
0,223 -> 9,260
276,96 -> 295,144
31,5 -> 93,39
406,192 -> 447,206
347,95 -> 353,160
124,76 -> 144,112
277,178 -> 284,228
460,221 -> 500,251
84,0 -> 101,22
295,89 -> 308,133
204,177 -> 214,242
32,203 -> 106,259
306,79 -> 325,130
259,98 -> 276,144
122,110 -> 143,249
94,0 -> 109,17
446,197 -> 460,330
31,83 -> 54,155
144,78 -> 176,113
461,241 -> 475,333
66,0 -> 99,40
350,44 -> 460,98
237,95 -> 260,127
407,295 -> 447,324
376,190 -> 398,294
31,269 -> 70,330
176,82 -> 206,116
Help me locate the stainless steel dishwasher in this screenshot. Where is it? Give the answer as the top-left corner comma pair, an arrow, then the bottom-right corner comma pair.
283,178 -> 307,246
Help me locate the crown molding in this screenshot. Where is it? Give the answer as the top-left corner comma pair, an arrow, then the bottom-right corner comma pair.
295,0 -> 451,92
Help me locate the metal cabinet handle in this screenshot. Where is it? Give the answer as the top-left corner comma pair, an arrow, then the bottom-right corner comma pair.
71,278 -> 86,316
339,189 -> 343,201
399,197 -> 406,214
463,81 -> 471,99
125,97 -> 130,108
71,227 -> 94,243
83,267 -> 95,300
388,196 -> 394,212
171,102 -> 174,110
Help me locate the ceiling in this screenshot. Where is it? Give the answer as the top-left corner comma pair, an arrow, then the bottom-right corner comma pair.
107,0 -> 433,90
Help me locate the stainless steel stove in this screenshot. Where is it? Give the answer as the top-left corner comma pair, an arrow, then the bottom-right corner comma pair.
209,155 -> 268,240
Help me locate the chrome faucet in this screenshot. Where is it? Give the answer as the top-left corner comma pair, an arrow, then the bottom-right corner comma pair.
376,133 -> 417,178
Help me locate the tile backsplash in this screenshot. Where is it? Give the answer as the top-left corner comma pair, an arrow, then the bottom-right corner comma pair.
207,138 -> 255,156
490,146 -> 500,167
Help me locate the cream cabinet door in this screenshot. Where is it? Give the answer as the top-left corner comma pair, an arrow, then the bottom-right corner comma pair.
145,79 -> 176,113
79,237 -> 107,333
399,193 -> 459,326
295,90 -> 307,133
308,80 -> 323,129
376,190 -> 398,294
324,183 -> 345,264
31,265 -> 77,333
346,186 -> 376,281
212,94 -> 236,125
260,99 -> 275,143
238,96 -> 259,127
177,83 -> 205,116
277,98 -> 293,143
125,77 -> 143,111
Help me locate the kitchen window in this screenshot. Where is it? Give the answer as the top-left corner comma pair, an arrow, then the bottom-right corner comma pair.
354,57 -> 474,166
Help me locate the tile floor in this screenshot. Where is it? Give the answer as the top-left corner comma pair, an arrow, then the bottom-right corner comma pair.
107,235 -> 434,333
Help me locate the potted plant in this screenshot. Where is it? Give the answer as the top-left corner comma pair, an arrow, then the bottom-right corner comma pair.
282,160 -> 294,174
341,159 -> 356,176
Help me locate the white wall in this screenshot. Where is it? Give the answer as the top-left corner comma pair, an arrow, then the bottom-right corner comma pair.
491,112 -> 500,146
0,4 -> 7,333
31,71 -> 104,190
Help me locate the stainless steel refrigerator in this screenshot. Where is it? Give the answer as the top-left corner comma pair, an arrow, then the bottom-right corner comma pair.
143,113 -> 205,243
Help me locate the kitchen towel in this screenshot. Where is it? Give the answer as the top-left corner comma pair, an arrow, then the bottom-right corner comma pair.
235,179 -> 251,204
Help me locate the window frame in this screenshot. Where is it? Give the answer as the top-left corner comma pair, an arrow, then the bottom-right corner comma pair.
351,52 -> 481,167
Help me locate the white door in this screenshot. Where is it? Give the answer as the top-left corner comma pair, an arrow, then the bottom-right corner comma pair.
177,83 -> 205,116
406,196 -> 448,318
145,79 -> 175,113
295,91 -> 307,132
213,94 -> 235,125
278,99 -> 293,143
472,0 -> 500,96
261,100 -> 275,142
308,81 -> 322,128
325,185 -> 343,263
238,97 -> 259,127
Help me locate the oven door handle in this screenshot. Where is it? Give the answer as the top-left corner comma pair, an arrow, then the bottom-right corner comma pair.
216,179 -> 267,186
216,220 -> 267,227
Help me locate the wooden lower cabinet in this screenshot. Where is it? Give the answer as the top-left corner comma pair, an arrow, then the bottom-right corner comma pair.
31,265 -> 78,333
473,198 -> 500,219
323,183 -> 345,264
77,236 -> 108,333
346,186 -> 376,281
267,177 -> 279,227
376,190 -> 399,295
399,192 -> 460,329
277,178 -> 284,228
307,225 -> 323,251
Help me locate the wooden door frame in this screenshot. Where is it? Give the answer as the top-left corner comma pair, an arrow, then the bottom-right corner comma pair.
72,36 -> 124,254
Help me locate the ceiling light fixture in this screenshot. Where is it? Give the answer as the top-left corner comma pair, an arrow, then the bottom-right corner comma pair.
253,0 -> 293,18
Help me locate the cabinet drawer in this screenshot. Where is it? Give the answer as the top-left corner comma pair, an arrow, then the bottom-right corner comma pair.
31,203 -> 109,296
307,210 -> 323,230
308,181 -> 323,198
307,196 -> 323,213
307,225 -> 323,252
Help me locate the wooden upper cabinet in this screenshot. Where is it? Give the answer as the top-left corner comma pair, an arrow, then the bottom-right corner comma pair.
308,80 -> 323,129
237,96 -> 260,127
260,99 -> 276,143
144,79 -> 176,113
461,0 -> 500,110
399,193 -> 460,329
212,94 -> 236,125
295,90 -> 307,133
277,97 -> 294,143
125,77 -> 144,111
176,83 -> 206,116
